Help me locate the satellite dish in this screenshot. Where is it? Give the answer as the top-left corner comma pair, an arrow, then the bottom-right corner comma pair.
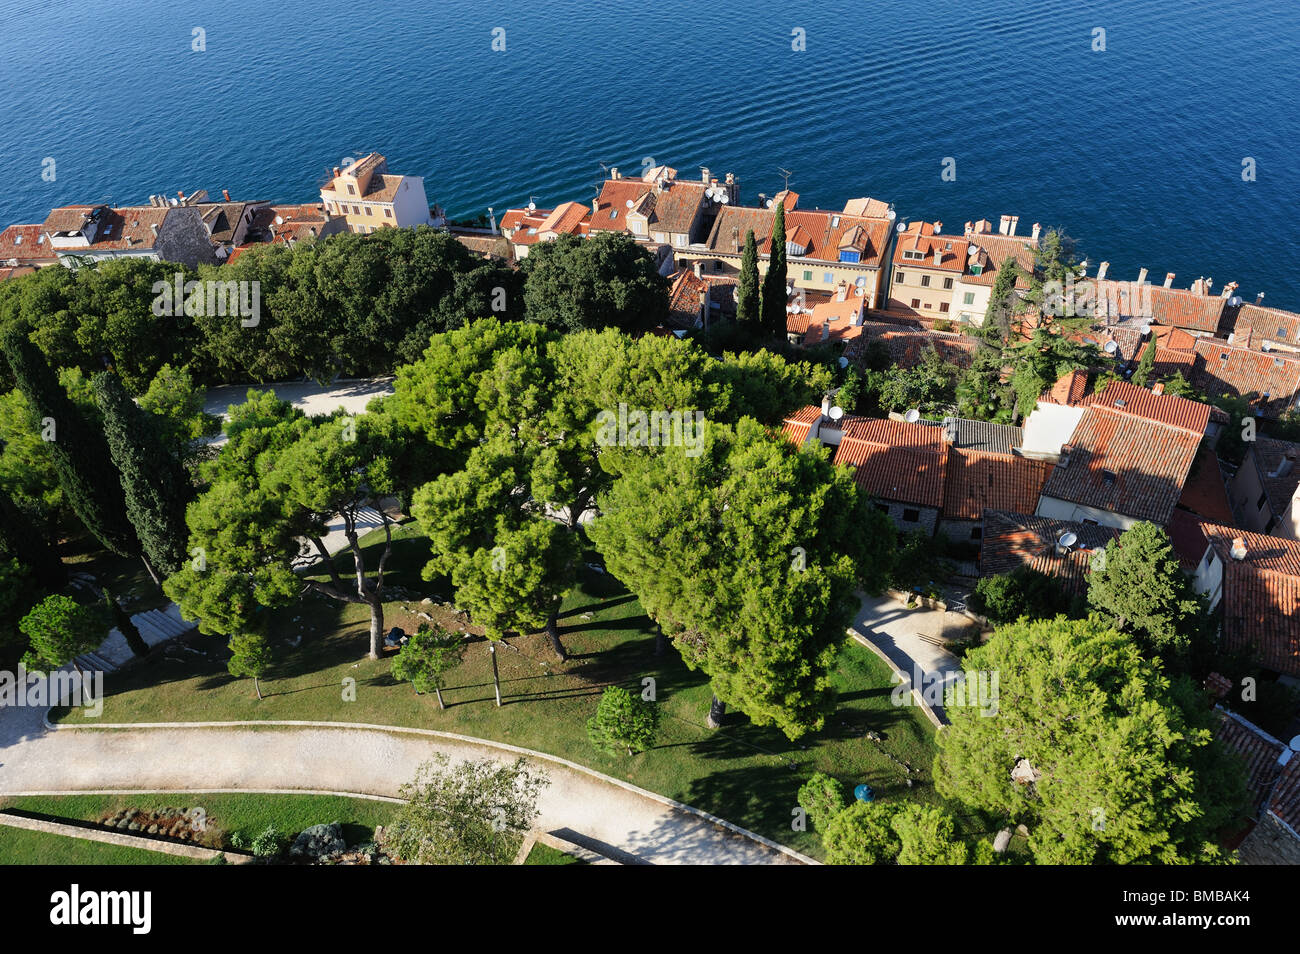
1290,735 -> 1300,752
855,276 -> 867,287
527,201 -> 536,212
887,209 -> 897,221
719,194 -> 729,204
786,284 -> 794,295
968,246 -> 981,259
625,199 -> 635,209
765,199 -> 774,208
1138,322 -> 1152,336
1058,531 -> 1078,549
791,305 -> 801,314
829,406 -> 844,420
896,222 -> 906,234
1229,296 -> 1242,307
904,408 -> 920,423
838,356 -> 849,368
274,215 -> 284,226
1104,340 -> 1118,354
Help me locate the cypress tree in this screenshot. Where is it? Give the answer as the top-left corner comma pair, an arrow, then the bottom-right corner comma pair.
736,229 -> 760,325
761,202 -> 789,338
0,328 -> 138,558
0,486 -> 65,591
1132,338 -> 1157,388
92,371 -> 191,578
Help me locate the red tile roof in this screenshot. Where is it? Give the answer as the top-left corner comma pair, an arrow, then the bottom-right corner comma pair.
1200,521 -> 1300,675
705,206 -> 891,268
1040,369 -> 1089,406
1077,380 -> 1213,434
892,221 -> 969,272
942,449 -> 1054,521
781,405 -> 823,445
1040,404 -> 1205,524
41,204 -> 171,251
959,233 -> 1036,288
0,224 -> 57,264
666,269 -> 708,330
1252,437 -> 1300,516
1214,708 -> 1288,816
979,509 -> 1118,593
1089,278 -> 1229,333
1191,338 -> 1300,419
1235,303 -> 1300,351
1175,448 -> 1234,525
589,179 -> 654,233
832,417 -> 948,509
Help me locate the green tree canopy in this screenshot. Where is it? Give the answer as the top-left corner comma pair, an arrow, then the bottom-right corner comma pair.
521,232 -> 667,334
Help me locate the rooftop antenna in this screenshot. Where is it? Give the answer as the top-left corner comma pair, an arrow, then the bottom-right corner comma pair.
777,167 -> 794,191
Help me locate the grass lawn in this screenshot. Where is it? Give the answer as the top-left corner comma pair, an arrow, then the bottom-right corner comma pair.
0,825 -> 199,865
53,523 -> 943,860
0,792 -> 397,855
524,842 -> 585,865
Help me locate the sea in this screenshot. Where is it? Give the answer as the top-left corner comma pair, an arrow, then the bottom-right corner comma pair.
2,0 -> 1298,307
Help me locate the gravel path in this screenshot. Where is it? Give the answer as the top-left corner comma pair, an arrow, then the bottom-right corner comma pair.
0,697 -> 807,865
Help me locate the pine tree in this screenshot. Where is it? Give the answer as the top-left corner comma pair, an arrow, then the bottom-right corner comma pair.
93,372 -> 191,578
736,229 -> 760,325
1131,338 -> 1157,387
760,203 -> 788,338
0,327 -> 138,558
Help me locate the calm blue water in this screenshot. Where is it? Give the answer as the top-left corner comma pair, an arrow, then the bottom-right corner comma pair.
2,0 -> 1298,307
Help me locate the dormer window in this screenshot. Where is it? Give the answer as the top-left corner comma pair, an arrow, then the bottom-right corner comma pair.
839,250 -> 860,263
969,263 -> 983,275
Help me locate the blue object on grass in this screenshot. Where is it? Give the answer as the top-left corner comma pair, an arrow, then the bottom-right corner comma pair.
854,784 -> 874,802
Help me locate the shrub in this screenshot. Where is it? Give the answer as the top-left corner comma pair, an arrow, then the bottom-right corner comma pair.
797,772 -> 847,831
821,801 -> 900,865
970,567 -> 1073,624
587,686 -> 659,755
250,825 -> 285,858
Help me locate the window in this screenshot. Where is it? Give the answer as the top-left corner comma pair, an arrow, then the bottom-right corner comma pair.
803,270 -> 813,281
969,263 -> 983,275
385,208 -> 393,219
839,250 -> 860,263
874,503 -> 889,513
347,184 -> 356,195
943,277 -> 954,290
902,508 -> 920,523
921,274 -> 931,288
970,527 -> 982,540
714,261 -> 723,272
940,302 -> 950,313
823,272 -> 834,283
963,292 -> 975,305
1280,327 -> 1288,338
911,298 -> 921,309
895,271 -> 905,284
959,312 -> 971,322
1257,491 -> 1269,510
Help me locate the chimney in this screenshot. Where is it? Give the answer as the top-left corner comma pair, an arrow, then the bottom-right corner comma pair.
942,417 -> 958,442
821,319 -> 831,341
332,167 -> 340,178
1256,292 -> 1265,305
1031,222 -> 1041,242
933,220 -> 943,234
851,308 -> 863,327
610,167 -> 619,180
821,393 -> 833,418
700,167 -> 710,183
177,190 -> 186,202
1204,277 -> 1214,294
836,280 -> 848,302
1230,537 -> 1248,561
1058,443 -> 1073,467
1097,261 -> 1109,281
693,260 -> 702,279
1137,267 -> 1148,285
149,223 -> 159,238
1152,381 -> 1165,396
933,247 -> 944,266
964,220 -> 973,236
1221,281 -> 1238,299
998,214 -> 1011,235
1007,215 -> 1019,236
1163,272 -> 1175,288
222,189 -> 231,202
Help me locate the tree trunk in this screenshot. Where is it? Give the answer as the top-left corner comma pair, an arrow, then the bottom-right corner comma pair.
368,599 -> 384,660
434,685 -> 445,710
545,610 -> 568,662
654,624 -> 667,656
706,694 -> 726,729
253,676 -> 262,701
140,554 -> 161,588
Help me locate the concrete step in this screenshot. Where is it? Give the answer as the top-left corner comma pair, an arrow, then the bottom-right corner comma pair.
140,609 -> 187,638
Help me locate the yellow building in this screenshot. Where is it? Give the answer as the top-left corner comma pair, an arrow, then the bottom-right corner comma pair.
319,153 -> 436,233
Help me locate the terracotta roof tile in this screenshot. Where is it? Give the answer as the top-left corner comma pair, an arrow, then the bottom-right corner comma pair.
1236,303 -> 1300,351
0,224 -> 57,264
1200,521 -> 1300,675
942,449 -> 1054,521
892,220 -> 968,272
1175,448 -> 1234,525
1191,338 -> 1300,419
1214,708 -> 1287,816
1077,380 -> 1213,433
781,405 -> 823,445
832,417 -> 947,509
979,509 -> 1118,593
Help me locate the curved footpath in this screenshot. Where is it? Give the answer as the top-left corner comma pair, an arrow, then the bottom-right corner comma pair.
0,700 -> 810,865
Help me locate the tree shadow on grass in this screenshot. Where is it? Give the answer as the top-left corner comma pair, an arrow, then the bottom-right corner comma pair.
557,593 -> 638,620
